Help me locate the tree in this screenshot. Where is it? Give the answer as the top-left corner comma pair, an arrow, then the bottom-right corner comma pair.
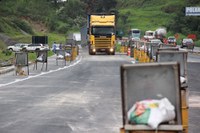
83,0 -> 117,13
167,4 -> 200,38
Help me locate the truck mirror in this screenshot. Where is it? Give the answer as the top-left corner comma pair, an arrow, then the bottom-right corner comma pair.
87,28 -> 89,34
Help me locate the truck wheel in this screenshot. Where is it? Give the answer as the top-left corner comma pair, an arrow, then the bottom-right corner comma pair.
22,48 -> 27,52
9,48 -> 13,51
88,45 -> 93,55
89,49 -> 93,55
111,49 -> 115,55
89,50 -> 95,55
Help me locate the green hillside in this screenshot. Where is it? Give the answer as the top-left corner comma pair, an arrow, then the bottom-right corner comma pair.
0,0 -> 199,48
117,0 -> 199,34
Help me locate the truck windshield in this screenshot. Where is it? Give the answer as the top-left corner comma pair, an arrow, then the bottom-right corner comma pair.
92,26 -> 114,35
132,30 -> 140,33
129,29 -> 141,38
146,32 -> 154,36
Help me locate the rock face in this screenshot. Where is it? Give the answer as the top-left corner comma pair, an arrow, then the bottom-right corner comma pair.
0,33 -> 18,46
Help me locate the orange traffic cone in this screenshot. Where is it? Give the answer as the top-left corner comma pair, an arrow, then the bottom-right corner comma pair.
127,47 -> 131,56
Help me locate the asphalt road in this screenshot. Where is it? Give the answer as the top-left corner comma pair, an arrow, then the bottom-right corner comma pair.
0,48 -> 132,133
0,47 -> 199,133
187,62 -> 200,133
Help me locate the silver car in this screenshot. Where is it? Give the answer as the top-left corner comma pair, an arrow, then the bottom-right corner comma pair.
25,43 -> 49,52
181,38 -> 194,49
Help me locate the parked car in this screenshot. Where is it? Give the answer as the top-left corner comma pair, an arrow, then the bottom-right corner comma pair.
167,36 -> 177,46
7,43 -> 30,52
25,43 -> 49,52
181,38 -> 194,49
144,30 -> 155,42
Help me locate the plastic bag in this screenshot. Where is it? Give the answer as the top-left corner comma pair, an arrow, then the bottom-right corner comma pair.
128,98 -> 175,129
180,76 -> 186,83
57,54 -> 64,59
65,52 -> 71,56
37,54 -> 43,61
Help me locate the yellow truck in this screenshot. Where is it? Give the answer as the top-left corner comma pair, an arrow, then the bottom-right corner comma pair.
87,13 -> 116,55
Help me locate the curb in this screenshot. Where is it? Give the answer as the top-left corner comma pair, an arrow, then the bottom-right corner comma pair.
0,66 -> 15,75
0,54 -> 78,75
0,61 -> 36,75
0,54 -> 57,75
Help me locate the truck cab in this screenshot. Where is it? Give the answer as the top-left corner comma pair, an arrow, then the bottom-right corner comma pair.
128,29 -> 141,42
88,14 -> 116,55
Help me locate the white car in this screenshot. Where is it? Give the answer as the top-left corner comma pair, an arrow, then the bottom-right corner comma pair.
181,38 -> 194,49
144,30 -> 155,41
7,43 -> 30,52
167,36 -> 177,46
25,43 -> 49,52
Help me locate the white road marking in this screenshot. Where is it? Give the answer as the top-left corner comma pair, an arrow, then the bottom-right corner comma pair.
189,91 -> 200,108
131,61 -> 136,64
0,56 -> 82,88
188,60 -> 200,63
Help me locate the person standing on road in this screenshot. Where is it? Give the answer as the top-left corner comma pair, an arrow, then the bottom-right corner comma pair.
52,42 -> 56,53
59,42 -> 63,50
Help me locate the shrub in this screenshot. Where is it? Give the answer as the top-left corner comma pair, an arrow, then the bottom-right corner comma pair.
11,18 -> 34,34
48,18 -> 59,31
0,39 -> 6,50
195,40 -> 200,47
161,4 -> 181,14
2,49 -> 12,56
57,23 -> 70,34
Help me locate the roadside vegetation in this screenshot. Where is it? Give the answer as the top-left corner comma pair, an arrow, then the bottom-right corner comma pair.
116,0 -> 200,46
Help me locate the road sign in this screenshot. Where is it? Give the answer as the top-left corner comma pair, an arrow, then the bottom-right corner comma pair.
185,7 -> 200,16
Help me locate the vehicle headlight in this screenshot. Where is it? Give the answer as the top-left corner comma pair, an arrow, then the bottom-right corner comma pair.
110,48 -> 113,52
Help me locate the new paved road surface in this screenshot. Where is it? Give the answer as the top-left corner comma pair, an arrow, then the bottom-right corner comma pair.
0,48 -> 133,133
0,47 -> 199,133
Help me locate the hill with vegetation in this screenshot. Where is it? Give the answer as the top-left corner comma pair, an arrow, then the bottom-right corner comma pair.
116,0 -> 200,40
0,0 -> 200,50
